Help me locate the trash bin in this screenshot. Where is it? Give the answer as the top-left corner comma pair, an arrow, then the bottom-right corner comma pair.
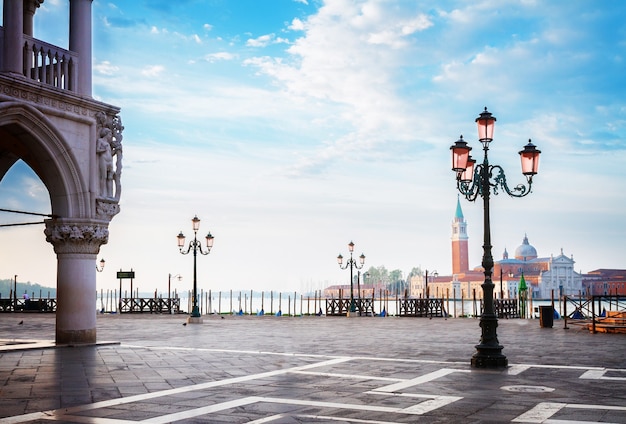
539,306 -> 554,328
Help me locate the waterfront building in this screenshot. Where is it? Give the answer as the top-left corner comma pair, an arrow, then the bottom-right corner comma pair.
582,269 -> 626,296
409,200 -> 583,299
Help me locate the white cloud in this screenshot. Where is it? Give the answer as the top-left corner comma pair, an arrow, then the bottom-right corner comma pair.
205,52 -> 238,62
247,34 -> 275,47
289,18 -> 305,31
141,65 -> 165,78
94,61 -> 119,76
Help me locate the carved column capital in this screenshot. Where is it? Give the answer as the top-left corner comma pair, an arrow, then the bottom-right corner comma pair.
44,219 -> 109,255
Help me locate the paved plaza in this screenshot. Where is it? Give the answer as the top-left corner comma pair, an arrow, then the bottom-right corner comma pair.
1,313 -> 625,423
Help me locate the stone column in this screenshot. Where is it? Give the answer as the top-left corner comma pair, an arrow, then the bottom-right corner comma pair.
69,0 -> 93,96
2,0 -> 23,74
45,219 -> 109,344
23,0 -> 43,36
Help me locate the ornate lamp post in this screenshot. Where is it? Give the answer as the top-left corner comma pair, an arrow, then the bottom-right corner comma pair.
177,216 -> 214,322
450,107 -> 541,368
337,241 -> 365,315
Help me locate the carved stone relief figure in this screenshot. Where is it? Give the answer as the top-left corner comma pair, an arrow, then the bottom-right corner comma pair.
95,111 -> 124,201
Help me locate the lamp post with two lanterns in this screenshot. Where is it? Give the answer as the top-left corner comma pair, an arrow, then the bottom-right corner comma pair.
337,241 -> 365,315
177,216 -> 214,322
450,107 -> 541,368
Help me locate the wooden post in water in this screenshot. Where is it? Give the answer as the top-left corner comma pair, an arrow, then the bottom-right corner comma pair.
461,290 -> 465,317
279,292 -> 282,315
270,291 -> 274,315
472,288 -> 477,317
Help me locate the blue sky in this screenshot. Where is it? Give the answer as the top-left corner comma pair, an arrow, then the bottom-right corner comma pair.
1,0 -> 625,295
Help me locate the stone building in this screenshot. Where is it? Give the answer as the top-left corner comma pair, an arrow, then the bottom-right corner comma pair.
409,199 -> 583,299
582,269 -> 626,296
0,0 -> 123,343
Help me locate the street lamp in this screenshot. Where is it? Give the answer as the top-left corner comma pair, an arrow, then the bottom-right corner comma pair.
168,273 -> 182,300
337,241 -> 365,315
96,258 -> 105,272
425,269 -> 438,298
450,107 -> 541,368
177,215 -> 214,322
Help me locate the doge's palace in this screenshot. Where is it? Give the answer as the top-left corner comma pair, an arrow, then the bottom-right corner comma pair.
0,0 -> 123,343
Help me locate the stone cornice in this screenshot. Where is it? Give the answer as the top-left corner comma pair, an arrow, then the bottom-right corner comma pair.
0,73 -> 120,120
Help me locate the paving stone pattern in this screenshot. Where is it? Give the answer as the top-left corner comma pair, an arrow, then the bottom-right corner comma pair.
0,313 -> 625,423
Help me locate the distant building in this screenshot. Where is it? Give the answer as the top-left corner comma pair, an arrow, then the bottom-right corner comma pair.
451,196 -> 469,274
323,282 -> 388,299
409,200 -> 584,299
582,269 -> 626,296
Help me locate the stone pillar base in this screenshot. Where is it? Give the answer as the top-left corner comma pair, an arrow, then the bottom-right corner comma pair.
56,328 -> 97,345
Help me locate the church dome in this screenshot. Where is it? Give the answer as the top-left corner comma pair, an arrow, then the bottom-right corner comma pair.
515,235 -> 537,261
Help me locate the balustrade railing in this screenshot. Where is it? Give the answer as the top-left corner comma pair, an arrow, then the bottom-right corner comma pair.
21,34 -> 78,91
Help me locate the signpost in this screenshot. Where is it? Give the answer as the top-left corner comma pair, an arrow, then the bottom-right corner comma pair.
117,269 -> 134,312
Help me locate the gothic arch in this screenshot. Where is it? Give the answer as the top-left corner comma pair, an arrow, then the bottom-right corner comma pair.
0,101 -> 89,219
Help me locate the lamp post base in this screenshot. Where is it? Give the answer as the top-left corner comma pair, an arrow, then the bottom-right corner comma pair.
471,347 -> 508,368
187,316 -> 203,324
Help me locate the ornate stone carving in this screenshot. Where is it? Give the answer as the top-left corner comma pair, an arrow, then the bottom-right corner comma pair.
44,220 -> 109,255
95,111 -> 124,201
96,198 -> 121,220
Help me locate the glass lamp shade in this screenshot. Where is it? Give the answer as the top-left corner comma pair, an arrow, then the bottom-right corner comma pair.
519,139 -> 541,175
459,156 -> 476,182
205,232 -> 214,248
177,231 -> 186,248
476,107 -> 496,141
348,241 -> 355,252
99,258 -> 106,269
359,253 -> 365,265
450,136 -> 472,172
337,254 -> 343,265
192,215 -> 201,232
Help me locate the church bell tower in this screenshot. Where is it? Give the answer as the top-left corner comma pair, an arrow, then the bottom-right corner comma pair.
451,196 -> 469,274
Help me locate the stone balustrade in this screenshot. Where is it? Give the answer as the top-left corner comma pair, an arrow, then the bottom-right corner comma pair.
23,34 -> 78,91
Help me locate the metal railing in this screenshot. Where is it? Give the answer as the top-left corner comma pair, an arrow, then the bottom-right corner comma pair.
563,295 -> 626,333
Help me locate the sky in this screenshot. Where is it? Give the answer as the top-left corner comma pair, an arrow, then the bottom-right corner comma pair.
1,0 -> 625,296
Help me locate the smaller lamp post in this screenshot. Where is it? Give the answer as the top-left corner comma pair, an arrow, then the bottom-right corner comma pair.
168,273 -> 182,300
337,241 -> 365,315
177,216 -> 214,322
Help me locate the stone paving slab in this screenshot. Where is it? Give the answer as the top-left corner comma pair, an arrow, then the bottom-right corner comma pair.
0,313 -> 625,423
